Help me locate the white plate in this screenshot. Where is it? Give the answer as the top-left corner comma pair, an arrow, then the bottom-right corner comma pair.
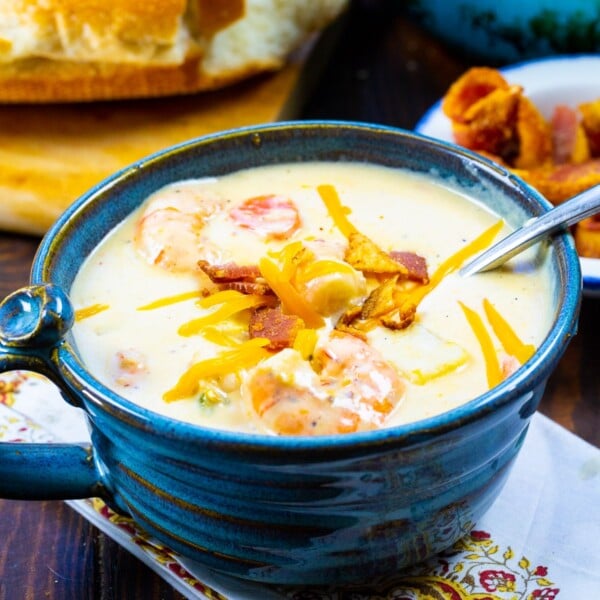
415,55 -> 600,297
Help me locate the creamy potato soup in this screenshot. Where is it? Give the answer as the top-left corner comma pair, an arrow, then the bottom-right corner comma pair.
71,162 -> 553,435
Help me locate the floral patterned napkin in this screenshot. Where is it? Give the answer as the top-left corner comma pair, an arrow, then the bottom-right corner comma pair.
1,371 -> 599,599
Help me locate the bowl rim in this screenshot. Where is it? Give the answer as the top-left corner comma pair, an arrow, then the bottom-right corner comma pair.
33,120 -> 582,450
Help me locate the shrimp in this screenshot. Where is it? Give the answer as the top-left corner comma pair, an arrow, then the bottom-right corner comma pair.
134,192 -> 303,272
244,331 -> 405,435
229,195 -> 301,240
133,192 -> 226,272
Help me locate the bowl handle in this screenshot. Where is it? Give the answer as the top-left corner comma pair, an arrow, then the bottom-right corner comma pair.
0,284 -> 106,500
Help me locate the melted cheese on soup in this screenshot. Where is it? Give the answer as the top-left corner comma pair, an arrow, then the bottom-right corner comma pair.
70,162 -> 553,435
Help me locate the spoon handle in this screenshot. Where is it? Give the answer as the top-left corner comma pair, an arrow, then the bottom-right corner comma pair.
460,184 -> 600,276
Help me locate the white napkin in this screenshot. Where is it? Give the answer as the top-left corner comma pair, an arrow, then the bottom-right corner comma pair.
2,371 -> 599,599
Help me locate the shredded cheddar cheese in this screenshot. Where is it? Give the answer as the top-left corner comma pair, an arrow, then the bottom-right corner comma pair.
317,184 -> 358,238
163,338 -> 272,402
483,298 -> 535,364
292,328 -> 318,360
269,241 -> 305,280
197,290 -> 248,308
179,294 -> 271,336
258,257 -> 325,329
200,326 -> 245,347
459,301 -> 502,389
295,259 -> 358,284
137,290 -> 203,311
75,303 -> 109,321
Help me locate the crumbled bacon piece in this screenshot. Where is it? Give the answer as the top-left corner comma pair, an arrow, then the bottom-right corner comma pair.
222,281 -> 273,295
249,305 -> 305,351
198,260 -> 261,282
551,105 -> 589,164
580,99 -> 600,156
198,260 -> 274,296
389,251 -> 429,283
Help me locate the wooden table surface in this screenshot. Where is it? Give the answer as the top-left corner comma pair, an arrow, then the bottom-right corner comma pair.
0,2 -> 598,598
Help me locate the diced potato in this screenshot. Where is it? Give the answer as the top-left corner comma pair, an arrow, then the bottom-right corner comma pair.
368,324 -> 468,385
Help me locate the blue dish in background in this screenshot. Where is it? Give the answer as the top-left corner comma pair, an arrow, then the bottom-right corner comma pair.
416,55 -> 600,297
404,0 -> 600,63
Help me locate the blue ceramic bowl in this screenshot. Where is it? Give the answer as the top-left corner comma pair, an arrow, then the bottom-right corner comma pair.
404,1 -> 600,63
0,121 -> 581,584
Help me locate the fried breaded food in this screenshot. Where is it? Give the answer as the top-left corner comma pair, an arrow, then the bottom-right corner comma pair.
575,216 -> 600,258
441,66 -> 600,255
344,232 -> 409,276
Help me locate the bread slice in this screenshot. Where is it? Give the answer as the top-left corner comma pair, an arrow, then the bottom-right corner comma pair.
0,0 -> 347,102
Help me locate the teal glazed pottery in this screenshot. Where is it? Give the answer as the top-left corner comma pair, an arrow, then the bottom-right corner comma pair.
404,1 -> 600,63
0,122 -> 581,584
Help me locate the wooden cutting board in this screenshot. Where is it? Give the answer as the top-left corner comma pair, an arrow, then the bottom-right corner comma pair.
0,44 -> 316,236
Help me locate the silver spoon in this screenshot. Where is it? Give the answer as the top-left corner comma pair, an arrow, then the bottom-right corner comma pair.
460,184 -> 600,276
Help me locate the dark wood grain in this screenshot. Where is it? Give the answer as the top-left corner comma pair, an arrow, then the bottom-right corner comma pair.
0,1 -> 598,598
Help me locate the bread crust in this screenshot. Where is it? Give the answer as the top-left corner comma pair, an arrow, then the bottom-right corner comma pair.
0,0 -> 347,102
0,55 -> 281,103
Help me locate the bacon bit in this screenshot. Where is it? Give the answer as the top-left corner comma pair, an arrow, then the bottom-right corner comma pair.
198,260 -> 261,282
580,99 -> 600,156
230,195 -> 301,240
389,251 -> 429,283
198,260 -> 275,296
249,305 -> 305,351
345,232 -> 409,275
219,281 -> 273,296
551,105 -> 590,165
